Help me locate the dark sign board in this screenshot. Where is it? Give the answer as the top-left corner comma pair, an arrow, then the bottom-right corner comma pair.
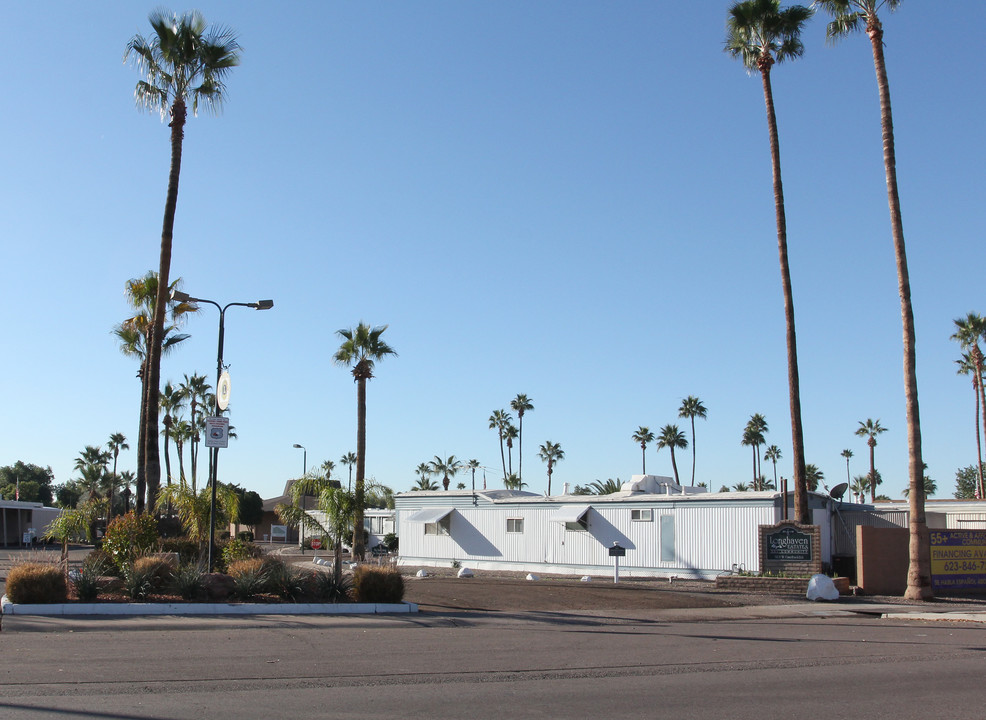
609,544 -> 626,557
765,526 -> 813,562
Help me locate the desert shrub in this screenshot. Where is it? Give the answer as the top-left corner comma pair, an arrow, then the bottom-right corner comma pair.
133,555 -> 176,590
352,566 -> 404,604
72,555 -> 109,601
103,512 -> 159,570
307,570 -> 353,603
261,558 -> 305,600
159,538 -> 201,566
170,563 -> 206,601
221,539 -> 264,570
227,558 -> 267,600
236,530 -> 254,542
121,561 -> 156,600
5,562 -> 68,604
83,548 -> 119,577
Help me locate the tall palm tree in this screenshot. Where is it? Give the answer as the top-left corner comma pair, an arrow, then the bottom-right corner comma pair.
510,394 -> 534,483
114,272 -> 193,513
816,0 -> 929,602
467,459 -> 481,493
678,396 -> 708,486
159,382 -> 185,492
631,426 -> 655,474
742,414 -> 768,489
726,0 -> 811,523
855,419 -> 887,502
334,322 -> 397,560
118,470 -> 135,512
126,10 -> 240,520
538,441 -> 564,495
170,419 -> 192,487
429,455 -> 462,491
340,451 -> 358,492
657,424 -> 688,486
952,314 -> 986,499
179,373 -> 210,493
106,433 -> 129,524
504,425 -> 518,476
74,445 -> 112,503
488,409 -> 512,480
764,445 -> 782,491
741,427 -> 760,488
841,449 -> 854,486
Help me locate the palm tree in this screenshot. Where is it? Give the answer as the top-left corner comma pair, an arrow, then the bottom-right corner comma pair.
159,382 -> 185,493
334,322 -> 397,560
114,272 -> 193,513
805,464 -> 823,492
504,424 -> 518,476
467,459 -> 481,493
817,0 -> 931,604
656,424 -> 688,486
631,426 -> 655,474
118,470 -> 135,512
340,451 -> 358,492
587,478 -> 623,495
764,445 -> 782,490
156,482 -> 239,550
488,409 -> 512,480
503,474 -> 527,491
726,0 -> 811,523
850,474 -> 870,503
855,419 -> 887,502
179,373 -> 210,493
430,455 -> 462,491
510,394 -> 534,483
413,476 -> 440,491
952,314 -> 986,499
415,462 -> 434,486
733,482 -> 751,492
106,433 -> 129,524
741,427 -> 760,488
170,419 -> 192,486
126,11 -> 239,521
841,449 -> 854,486
538,441 -> 564,495
678,396 -> 708,486
276,475 -> 355,583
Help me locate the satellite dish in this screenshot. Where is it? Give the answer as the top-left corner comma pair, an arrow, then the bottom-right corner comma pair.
830,482 -> 849,501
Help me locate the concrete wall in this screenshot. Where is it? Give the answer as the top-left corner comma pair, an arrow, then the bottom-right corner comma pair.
856,525 -> 909,596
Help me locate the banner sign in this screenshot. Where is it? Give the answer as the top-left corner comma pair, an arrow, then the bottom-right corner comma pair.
930,530 -> 986,591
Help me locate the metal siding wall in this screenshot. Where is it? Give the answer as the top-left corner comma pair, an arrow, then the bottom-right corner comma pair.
946,513 -> 986,529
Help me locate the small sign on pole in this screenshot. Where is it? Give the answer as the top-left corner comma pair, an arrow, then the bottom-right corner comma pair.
609,542 -> 626,583
204,417 -> 230,449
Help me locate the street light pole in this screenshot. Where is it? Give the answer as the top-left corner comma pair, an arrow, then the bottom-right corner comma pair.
293,443 -> 307,552
171,289 -> 273,572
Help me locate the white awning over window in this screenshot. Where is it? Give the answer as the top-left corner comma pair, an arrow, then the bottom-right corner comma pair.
550,505 -> 591,523
406,507 -> 455,524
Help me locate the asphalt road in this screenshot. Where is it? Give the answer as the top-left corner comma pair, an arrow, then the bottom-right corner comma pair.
2,607 -> 984,719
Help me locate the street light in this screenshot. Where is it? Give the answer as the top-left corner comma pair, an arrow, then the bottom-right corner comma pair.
293,443 -> 307,552
171,289 -> 273,572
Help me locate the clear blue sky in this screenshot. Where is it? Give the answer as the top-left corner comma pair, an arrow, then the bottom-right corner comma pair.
2,1 -> 983,502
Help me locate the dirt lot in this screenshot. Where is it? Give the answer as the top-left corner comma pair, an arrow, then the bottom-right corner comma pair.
397,567 -> 800,613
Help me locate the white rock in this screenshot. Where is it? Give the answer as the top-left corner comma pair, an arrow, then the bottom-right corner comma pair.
457,567 -> 474,578
526,573 -> 540,581
580,576 -> 591,583
806,574 -> 840,601
416,569 -> 429,578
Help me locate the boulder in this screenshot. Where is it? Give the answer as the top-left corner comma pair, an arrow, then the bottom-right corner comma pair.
580,576 -> 591,583
202,573 -> 236,601
526,574 -> 540,581
457,567 -> 474,578
416,569 -> 429,578
806,574 -> 840,602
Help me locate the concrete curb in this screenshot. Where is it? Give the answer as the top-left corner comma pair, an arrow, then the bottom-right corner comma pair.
0,595 -> 418,617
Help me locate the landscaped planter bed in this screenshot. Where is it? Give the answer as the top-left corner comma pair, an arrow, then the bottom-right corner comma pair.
715,575 -> 851,595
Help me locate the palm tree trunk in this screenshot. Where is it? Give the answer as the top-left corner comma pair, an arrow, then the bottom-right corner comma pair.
144,98 -> 187,517
865,23 -> 930,599
136,370 -> 148,514
868,440 -> 876,502
499,433 -> 507,482
547,461 -> 553,496
352,376 -> 367,560
975,358 -> 985,498
641,444 -> 646,475
761,66 -> 808,523
109,454 -> 118,524
689,417 -> 696,486
518,415 -> 523,483
669,448 -> 680,486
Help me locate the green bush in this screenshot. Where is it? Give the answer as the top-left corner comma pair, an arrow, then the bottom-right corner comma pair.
382,532 -> 399,552
159,538 -> 201,566
103,512 -> 159,570
236,530 -> 254,542
221,539 -> 263,570
6,562 -> 68,604
352,566 -> 404,604
306,570 -> 353,603
169,563 -> 206,601
72,555 -> 109,601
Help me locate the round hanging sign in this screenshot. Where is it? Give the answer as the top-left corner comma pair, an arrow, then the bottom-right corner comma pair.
217,371 -> 232,411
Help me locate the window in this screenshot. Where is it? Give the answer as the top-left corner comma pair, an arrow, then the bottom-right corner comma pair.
425,515 -> 451,536
506,518 -> 524,533
631,509 -> 653,522
660,515 -> 675,562
564,518 -> 588,532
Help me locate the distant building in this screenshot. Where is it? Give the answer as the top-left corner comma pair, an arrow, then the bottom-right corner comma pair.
1,500 -> 61,547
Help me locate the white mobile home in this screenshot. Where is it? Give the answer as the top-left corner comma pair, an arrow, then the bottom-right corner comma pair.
395,475 -> 836,579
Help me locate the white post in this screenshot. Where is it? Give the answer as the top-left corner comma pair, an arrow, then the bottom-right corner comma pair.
614,553 -> 620,584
